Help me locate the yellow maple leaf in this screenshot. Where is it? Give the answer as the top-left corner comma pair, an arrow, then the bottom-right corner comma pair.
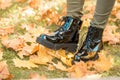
13,58 -> 38,69
30,55 -> 51,65
61,56 -> 72,66
30,45 -> 53,65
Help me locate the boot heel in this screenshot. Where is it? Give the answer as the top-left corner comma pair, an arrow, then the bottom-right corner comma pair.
66,44 -> 77,52
55,43 -> 77,52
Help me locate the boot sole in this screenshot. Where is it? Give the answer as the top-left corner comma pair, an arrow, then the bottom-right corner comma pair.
36,36 -> 77,52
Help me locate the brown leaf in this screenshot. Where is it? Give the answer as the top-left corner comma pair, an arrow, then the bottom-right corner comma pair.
29,45 -> 53,65
29,0 -> 42,8
103,25 -> 120,44
39,9 -> 61,25
116,10 -> 120,19
47,64 -> 55,71
13,58 -> 38,69
91,50 -> 113,72
17,43 -> 39,58
0,26 -> 14,36
0,49 -> 3,60
52,61 -> 67,71
2,37 -> 25,51
0,0 -> 12,9
0,61 -> 10,79
67,61 -> 94,78
16,0 -> 26,2
29,73 -> 48,80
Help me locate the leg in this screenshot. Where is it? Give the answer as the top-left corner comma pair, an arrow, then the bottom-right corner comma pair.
67,0 -> 85,18
73,0 -> 115,63
91,0 -> 115,29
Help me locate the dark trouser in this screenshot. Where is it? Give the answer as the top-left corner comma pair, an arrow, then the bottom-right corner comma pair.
67,0 -> 115,28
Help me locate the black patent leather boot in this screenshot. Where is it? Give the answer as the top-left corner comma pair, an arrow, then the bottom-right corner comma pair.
36,16 -> 82,52
72,26 -> 104,64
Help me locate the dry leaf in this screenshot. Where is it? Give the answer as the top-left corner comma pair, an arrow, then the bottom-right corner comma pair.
28,27 -> 49,38
29,45 -> 53,65
116,10 -> 120,19
103,25 -> 120,44
20,33 -> 35,43
47,64 -> 55,71
67,61 -> 94,78
0,61 -> 10,79
0,0 -> 12,9
29,0 -> 42,8
52,61 -> 67,71
0,49 -> 3,60
29,73 -> 48,80
60,56 -> 72,66
22,8 -> 35,17
18,43 -> 39,58
39,9 -> 61,25
18,43 -> 38,58
30,55 -> 50,65
0,26 -> 14,36
16,0 -> 26,2
92,50 -> 113,72
13,58 -> 38,69
2,37 -> 25,51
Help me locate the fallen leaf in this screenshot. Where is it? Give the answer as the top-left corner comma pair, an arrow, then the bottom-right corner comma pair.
116,10 -> 120,19
67,61 -> 94,78
13,58 -> 38,69
22,7 -> 35,17
103,25 -> 120,44
29,73 -> 48,80
0,26 -> 14,36
0,49 -> 3,60
60,56 -> 72,66
0,0 -> 12,9
2,37 -> 25,51
17,43 -> 38,58
29,0 -> 42,8
0,61 -> 10,79
29,45 -> 53,65
47,64 -> 55,71
92,50 -> 113,72
30,55 -> 50,65
16,0 -> 26,2
52,61 -> 67,71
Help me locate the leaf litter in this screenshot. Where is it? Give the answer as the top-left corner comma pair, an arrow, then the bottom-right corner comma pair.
0,0 -> 120,79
